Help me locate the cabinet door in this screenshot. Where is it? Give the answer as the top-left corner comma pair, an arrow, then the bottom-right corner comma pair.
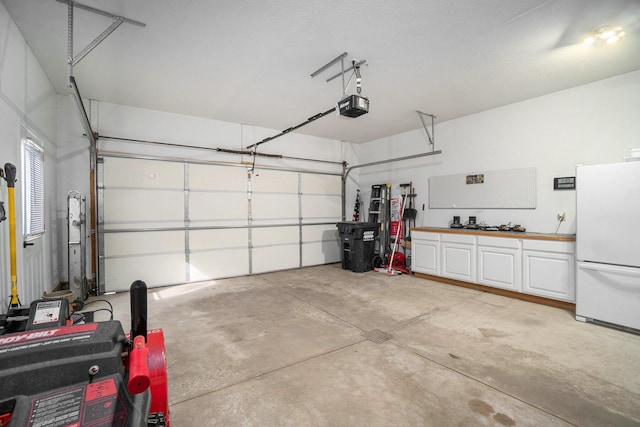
523,250 -> 575,301
442,242 -> 476,282
478,245 -> 522,291
412,239 -> 440,275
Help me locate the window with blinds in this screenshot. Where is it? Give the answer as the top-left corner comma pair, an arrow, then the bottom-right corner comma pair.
23,138 -> 45,237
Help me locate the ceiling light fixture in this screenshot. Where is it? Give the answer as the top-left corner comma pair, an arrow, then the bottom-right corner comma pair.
583,26 -> 625,46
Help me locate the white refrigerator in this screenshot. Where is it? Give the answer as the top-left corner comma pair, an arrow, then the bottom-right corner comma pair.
575,161 -> 640,331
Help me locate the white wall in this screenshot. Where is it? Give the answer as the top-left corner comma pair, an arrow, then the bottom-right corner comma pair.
357,70 -> 640,235
0,2 -> 58,312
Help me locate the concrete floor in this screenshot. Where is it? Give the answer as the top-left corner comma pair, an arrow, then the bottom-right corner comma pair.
102,264 -> 640,426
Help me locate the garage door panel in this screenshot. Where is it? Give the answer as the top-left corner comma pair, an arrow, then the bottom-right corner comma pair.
189,249 -> 250,280
105,254 -> 186,291
302,241 -> 341,266
252,226 -> 298,246
302,225 -> 340,266
189,164 -> 247,191
105,231 -> 183,256
190,229 -> 248,251
252,193 -> 298,221
103,189 -> 183,224
103,157 -> 183,189
301,194 -> 341,221
252,169 -> 298,193
252,245 -> 299,273
300,173 -> 341,194
302,224 -> 338,242
189,219 -> 249,228
189,192 -> 247,222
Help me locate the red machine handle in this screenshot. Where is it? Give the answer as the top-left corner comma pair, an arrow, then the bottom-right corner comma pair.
127,335 -> 150,394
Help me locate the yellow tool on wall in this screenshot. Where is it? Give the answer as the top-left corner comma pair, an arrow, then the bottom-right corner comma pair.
2,163 -> 20,308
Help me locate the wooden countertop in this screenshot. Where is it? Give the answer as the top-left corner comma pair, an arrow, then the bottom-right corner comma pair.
411,227 -> 576,242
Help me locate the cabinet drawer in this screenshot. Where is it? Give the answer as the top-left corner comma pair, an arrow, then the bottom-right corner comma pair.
412,231 -> 440,242
522,239 -> 575,254
440,233 -> 475,245
477,236 -> 521,249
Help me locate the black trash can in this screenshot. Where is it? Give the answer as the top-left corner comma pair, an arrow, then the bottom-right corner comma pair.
336,222 -> 380,273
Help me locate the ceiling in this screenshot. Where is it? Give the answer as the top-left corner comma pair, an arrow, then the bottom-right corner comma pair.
3,0 -> 640,144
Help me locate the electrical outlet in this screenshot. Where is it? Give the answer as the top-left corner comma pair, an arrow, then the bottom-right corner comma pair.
557,212 -> 566,222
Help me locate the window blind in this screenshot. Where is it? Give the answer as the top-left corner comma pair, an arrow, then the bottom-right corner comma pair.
23,139 -> 45,237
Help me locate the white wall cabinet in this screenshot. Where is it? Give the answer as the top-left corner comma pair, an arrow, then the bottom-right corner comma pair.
441,234 -> 476,283
411,229 -> 575,303
477,236 -> 522,292
411,232 -> 440,276
523,240 -> 575,302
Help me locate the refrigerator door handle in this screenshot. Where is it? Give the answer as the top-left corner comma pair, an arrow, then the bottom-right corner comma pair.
578,262 -> 640,277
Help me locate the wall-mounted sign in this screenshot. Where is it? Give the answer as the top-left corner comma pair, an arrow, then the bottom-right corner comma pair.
554,176 -> 576,190
466,174 -> 484,184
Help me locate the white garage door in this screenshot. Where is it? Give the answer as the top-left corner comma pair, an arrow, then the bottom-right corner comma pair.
98,155 -> 341,292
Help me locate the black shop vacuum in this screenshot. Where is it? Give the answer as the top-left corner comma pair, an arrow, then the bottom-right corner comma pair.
0,281 -> 170,426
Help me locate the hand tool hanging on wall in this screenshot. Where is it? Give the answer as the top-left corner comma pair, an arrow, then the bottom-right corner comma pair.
375,186 -> 407,275
400,182 -> 417,270
401,182 -> 417,241
2,163 -> 21,308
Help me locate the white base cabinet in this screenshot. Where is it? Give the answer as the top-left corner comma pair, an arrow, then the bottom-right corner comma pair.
523,240 -> 575,302
441,234 -> 476,282
477,236 -> 522,292
411,230 -> 575,303
411,232 -> 440,275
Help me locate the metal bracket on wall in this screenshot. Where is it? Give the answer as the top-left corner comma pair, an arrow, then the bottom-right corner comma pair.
58,0 -> 145,152
57,0 -> 146,85
339,111 -> 441,220
417,111 -> 436,149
